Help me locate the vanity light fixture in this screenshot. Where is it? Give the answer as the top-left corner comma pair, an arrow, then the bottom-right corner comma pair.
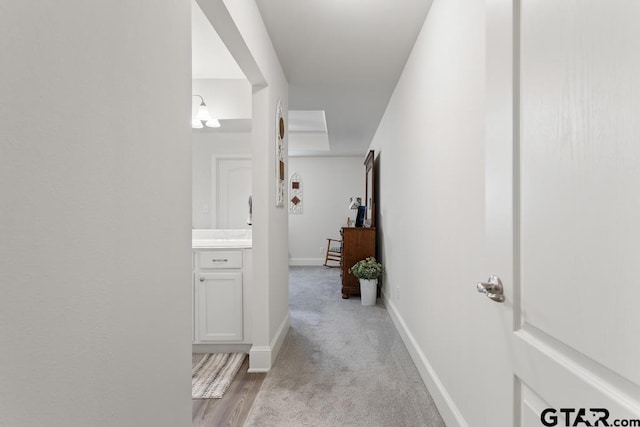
192,94 -> 221,128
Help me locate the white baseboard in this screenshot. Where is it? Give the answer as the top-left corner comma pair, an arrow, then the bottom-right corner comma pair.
248,346 -> 271,372
289,258 -> 324,266
269,312 -> 290,365
248,313 -> 291,373
382,290 -> 468,427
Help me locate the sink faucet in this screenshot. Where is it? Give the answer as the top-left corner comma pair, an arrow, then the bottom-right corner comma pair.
247,195 -> 252,226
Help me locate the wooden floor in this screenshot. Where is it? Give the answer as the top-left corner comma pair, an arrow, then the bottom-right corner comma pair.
192,357 -> 266,427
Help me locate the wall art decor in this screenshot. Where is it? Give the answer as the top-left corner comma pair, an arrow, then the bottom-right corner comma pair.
275,99 -> 286,207
289,172 -> 303,214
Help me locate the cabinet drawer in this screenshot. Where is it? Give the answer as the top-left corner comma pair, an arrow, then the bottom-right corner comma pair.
199,250 -> 243,269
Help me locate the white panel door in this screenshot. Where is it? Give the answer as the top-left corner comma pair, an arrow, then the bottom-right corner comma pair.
215,157 -> 251,229
486,1 -> 640,426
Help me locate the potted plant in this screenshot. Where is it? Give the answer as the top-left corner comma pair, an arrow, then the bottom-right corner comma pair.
349,257 -> 384,306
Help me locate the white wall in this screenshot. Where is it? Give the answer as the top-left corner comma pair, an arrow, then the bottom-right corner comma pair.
288,156 -> 363,265
192,132 -> 251,228
368,0 -> 488,425
192,78 -> 251,120
199,0 -> 290,371
0,2 -> 192,427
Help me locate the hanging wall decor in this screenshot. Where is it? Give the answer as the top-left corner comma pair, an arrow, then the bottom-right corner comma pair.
289,172 -> 303,214
275,99 -> 286,207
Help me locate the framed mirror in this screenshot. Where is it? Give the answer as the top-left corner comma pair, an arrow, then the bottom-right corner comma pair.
364,150 -> 375,227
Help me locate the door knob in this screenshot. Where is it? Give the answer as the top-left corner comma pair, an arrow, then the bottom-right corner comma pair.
476,275 -> 505,303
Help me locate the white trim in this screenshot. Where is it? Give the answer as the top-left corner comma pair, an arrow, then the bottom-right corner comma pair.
382,290 -> 468,427
247,346 -> 271,372
288,258 -> 324,266
269,312 -> 290,365
248,313 -> 290,372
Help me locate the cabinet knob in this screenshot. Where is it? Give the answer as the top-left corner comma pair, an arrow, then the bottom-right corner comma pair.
199,277 -> 205,282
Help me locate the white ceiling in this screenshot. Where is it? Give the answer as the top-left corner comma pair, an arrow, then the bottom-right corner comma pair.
256,0 -> 434,155
288,110 -> 330,155
192,0 -> 433,156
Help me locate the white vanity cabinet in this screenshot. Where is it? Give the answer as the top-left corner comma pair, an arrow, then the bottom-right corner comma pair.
193,248 -> 251,346
197,271 -> 243,341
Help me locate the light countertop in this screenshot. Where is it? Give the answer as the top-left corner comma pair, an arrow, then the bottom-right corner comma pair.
192,229 -> 252,249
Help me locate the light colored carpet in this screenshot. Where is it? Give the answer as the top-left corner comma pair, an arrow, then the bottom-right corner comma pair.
244,266 -> 445,426
192,352 -> 246,399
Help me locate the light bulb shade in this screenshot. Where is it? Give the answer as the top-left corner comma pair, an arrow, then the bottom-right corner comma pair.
205,119 -> 221,128
191,118 -> 204,129
195,104 -> 212,122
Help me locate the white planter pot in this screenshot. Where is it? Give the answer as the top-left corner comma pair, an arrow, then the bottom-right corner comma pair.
359,278 -> 378,306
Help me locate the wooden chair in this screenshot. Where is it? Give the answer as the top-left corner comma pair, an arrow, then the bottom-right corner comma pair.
323,238 -> 342,268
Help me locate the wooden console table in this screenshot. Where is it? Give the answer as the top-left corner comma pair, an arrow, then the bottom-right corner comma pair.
340,227 -> 376,299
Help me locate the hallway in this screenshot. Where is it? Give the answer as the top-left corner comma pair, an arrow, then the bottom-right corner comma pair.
244,267 -> 445,426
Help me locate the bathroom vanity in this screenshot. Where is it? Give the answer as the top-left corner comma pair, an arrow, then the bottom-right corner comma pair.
192,229 -> 252,353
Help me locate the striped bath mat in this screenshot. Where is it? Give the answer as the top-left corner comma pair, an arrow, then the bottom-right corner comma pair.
192,353 -> 246,399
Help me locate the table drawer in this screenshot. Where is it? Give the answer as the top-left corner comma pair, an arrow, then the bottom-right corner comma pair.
199,250 -> 243,269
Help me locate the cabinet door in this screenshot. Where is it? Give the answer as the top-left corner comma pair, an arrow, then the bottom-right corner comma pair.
196,271 -> 243,342
340,227 -> 376,295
